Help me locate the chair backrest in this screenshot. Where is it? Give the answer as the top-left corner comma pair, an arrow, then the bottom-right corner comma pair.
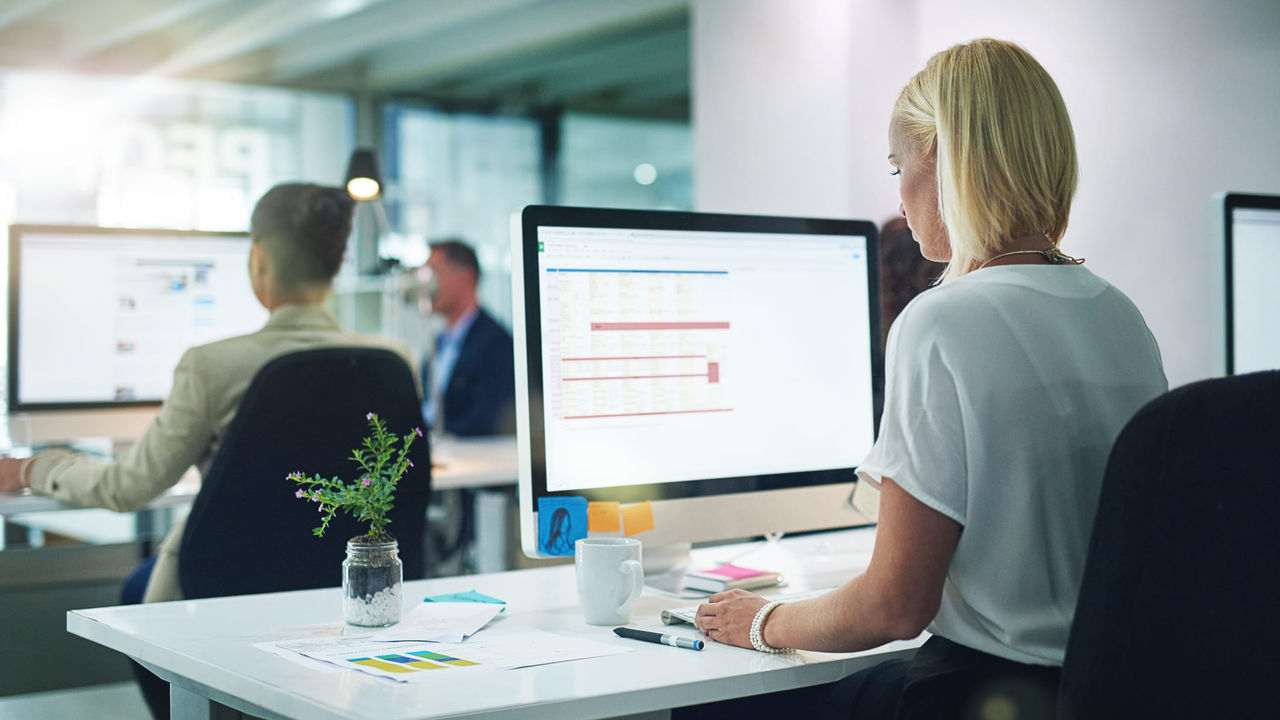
1059,370 -> 1280,718
179,347 -> 431,600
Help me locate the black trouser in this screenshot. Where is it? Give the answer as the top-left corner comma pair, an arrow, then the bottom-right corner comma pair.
675,636 -> 1061,720
121,556 -> 170,720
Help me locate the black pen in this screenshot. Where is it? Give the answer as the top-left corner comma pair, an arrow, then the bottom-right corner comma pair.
614,627 -> 704,651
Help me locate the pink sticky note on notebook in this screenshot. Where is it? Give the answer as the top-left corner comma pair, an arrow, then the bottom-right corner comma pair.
706,563 -> 768,580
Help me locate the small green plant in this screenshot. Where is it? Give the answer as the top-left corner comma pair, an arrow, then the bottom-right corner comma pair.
289,412 -> 422,540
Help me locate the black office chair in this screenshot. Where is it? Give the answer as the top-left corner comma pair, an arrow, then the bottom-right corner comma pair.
1058,370 -> 1280,719
178,347 -> 432,600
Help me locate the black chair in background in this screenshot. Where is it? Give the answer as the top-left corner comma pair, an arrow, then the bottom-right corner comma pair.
129,347 -> 429,719
1059,370 -> 1280,718
179,347 -> 432,599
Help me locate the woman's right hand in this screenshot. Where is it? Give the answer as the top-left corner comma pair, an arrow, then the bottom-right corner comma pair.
694,589 -> 770,649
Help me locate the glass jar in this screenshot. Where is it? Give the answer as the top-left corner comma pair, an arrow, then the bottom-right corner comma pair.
342,538 -> 403,627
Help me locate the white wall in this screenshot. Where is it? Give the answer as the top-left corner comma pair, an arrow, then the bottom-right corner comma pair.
692,0 -> 916,221
693,0 -> 1280,388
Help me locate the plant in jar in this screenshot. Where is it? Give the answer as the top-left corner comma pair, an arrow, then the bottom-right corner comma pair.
290,412 -> 422,626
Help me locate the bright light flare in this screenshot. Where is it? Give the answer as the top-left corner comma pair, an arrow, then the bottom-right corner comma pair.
633,163 -> 658,186
347,177 -> 380,200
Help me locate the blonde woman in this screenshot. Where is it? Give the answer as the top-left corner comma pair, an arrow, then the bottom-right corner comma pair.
690,39 -> 1167,717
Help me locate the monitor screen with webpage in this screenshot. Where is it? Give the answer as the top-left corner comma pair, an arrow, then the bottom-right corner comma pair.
514,206 -> 881,560
8,225 -> 268,415
1218,193 -> 1280,375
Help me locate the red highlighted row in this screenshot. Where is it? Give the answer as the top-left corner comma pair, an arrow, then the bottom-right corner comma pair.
563,361 -> 721,384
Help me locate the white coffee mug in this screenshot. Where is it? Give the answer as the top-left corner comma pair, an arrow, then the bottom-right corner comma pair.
575,537 -> 644,625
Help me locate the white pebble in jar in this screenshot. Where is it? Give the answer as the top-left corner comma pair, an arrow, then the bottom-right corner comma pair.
344,583 -> 402,627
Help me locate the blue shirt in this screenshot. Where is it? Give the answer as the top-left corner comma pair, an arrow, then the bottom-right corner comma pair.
424,306 -> 479,428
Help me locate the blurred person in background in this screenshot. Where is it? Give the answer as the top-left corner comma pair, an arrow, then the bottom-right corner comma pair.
418,239 -> 515,436
878,215 -> 945,351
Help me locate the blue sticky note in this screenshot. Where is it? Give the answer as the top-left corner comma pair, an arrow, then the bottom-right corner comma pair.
423,590 -> 506,605
538,496 -> 588,556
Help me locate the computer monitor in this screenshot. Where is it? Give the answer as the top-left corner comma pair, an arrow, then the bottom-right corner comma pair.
1216,193 -> 1280,375
513,205 -> 881,561
7,225 -> 267,441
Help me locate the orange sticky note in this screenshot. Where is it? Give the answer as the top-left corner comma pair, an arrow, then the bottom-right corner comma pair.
587,502 -> 621,532
621,501 -> 655,536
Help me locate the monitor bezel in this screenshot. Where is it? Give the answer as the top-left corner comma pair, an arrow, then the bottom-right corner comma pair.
518,204 -> 882,511
1220,193 -> 1280,375
7,224 -> 253,412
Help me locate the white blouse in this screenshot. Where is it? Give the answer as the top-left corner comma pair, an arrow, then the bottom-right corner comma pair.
857,264 -> 1167,665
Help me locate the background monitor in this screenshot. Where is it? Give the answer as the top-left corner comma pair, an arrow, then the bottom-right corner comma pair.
514,205 -> 881,561
1216,193 -> 1280,375
7,225 -> 267,424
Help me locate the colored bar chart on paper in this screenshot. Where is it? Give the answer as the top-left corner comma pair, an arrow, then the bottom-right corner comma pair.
267,628 -> 629,684
348,656 -> 436,673
409,650 -> 480,666
341,647 -> 485,677
541,268 -> 734,421
344,651 -> 481,674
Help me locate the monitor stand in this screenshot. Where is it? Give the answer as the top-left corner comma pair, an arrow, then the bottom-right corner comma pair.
642,541 -> 694,595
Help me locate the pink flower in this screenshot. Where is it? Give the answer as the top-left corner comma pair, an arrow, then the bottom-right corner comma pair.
408,459 -> 414,467
311,492 -> 320,502
366,412 -> 373,420
361,478 -> 372,487
295,489 -> 304,499
415,427 -> 423,437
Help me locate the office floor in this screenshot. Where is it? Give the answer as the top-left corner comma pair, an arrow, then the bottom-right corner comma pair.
0,681 -> 149,720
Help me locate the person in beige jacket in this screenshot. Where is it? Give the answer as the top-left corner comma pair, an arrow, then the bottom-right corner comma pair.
0,182 -> 417,603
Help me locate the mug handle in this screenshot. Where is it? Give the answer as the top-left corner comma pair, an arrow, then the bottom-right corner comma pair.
616,559 -> 644,617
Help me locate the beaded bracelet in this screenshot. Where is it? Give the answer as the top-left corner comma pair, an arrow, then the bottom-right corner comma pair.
749,600 -> 794,654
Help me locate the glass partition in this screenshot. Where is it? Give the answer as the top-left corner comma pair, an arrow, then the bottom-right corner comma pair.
382,104 -> 542,333
558,113 -> 692,211
0,69 -> 354,411
0,69 -> 353,232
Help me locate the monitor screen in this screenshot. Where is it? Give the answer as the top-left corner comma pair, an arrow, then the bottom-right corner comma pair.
8,225 -> 268,411
1221,194 -> 1280,375
514,206 -> 881,558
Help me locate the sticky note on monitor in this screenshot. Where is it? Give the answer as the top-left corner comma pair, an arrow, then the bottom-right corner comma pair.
538,496 -> 588,556
621,501 -> 655,536
587,501 -> 621,532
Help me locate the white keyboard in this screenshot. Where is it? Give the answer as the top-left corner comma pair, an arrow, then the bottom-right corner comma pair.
660,588 -> 832,625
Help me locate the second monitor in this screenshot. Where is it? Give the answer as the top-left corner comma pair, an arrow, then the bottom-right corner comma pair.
7,225 -> 267,443
514,206 -> 882,559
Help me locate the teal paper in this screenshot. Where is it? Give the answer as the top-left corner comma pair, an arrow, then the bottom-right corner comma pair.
423,590 -> 506,605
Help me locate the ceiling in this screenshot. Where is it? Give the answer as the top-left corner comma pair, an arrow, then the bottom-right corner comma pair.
0,0 -> 691,119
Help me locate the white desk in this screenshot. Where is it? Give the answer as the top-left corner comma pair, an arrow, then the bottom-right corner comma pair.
0,469 -> 203,518
1,435 -> 517,561
68,527 -> 921,720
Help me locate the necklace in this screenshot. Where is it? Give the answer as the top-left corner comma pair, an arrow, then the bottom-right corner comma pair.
977,246 -> 1085,270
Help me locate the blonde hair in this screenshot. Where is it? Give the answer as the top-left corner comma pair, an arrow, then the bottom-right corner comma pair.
893,39 -> 1078,282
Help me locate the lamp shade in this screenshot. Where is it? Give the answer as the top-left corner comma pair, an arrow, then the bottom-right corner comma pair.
345,147 -> 382,201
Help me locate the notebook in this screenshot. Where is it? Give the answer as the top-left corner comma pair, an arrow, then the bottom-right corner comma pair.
682,563 -> 783,593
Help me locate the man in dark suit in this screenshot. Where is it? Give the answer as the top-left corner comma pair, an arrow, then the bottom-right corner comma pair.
420,239 -> 516,436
